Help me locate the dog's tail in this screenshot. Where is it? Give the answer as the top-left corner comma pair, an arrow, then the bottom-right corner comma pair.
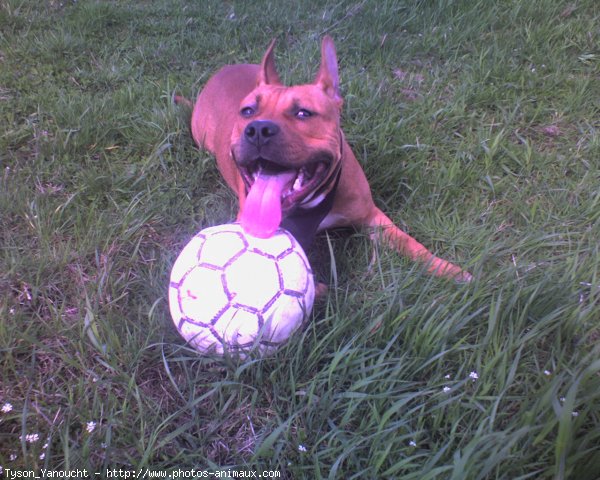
173,94 -> 193,109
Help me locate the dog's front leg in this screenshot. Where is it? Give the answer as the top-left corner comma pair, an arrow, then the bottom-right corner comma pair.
368,208 -> 472,282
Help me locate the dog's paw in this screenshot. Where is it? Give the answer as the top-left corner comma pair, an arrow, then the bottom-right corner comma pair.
454,270 -> 474,283
173,94 -> 192,108
315,282 -> 329,300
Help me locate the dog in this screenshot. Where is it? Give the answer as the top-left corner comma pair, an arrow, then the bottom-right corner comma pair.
180,36 -> 471,284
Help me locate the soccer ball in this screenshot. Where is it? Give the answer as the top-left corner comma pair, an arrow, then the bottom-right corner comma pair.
168,223 -> 315,355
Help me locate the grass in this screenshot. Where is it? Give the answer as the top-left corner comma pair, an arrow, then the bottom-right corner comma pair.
1,0 -> 599,477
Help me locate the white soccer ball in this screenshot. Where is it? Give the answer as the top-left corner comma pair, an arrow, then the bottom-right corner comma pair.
168,223 -> 315,355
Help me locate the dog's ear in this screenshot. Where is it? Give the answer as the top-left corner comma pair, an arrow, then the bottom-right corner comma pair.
315,35 -> 342,105
257,38 -> 282,86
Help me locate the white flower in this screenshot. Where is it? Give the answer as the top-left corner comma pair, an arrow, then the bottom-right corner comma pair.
409,440 -> 417,447
86,421 -> 97,433
572,411 -> 579,417
22,433 -> 39,443
10,453 -> 17,461
543,370 -> 551,376
1,402 -> 13,413
469,371 -> 479,381
444,374 -> 451,379
443,386 -> 451,393
298,444 -> 307,453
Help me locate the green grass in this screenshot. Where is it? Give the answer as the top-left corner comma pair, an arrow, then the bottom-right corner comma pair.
1,0 -> 599,478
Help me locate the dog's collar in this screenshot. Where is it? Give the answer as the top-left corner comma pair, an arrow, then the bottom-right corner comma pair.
282,159 -> 342,251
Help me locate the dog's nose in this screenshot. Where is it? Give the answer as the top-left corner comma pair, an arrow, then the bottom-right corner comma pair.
244,120 -> 280,146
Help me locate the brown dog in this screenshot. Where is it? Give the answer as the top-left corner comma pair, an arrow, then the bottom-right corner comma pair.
184,36 -> 471,283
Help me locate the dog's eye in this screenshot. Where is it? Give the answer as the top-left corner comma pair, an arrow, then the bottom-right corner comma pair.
295,109 -> 313,119
240,106 -> 255,117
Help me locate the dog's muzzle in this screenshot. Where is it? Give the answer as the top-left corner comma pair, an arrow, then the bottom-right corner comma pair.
234,121 -> 342,238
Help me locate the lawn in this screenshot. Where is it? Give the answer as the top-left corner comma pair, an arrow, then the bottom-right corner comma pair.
1,0 -> 599,478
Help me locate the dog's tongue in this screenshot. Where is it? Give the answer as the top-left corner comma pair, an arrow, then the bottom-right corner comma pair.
240,170 -> 296,238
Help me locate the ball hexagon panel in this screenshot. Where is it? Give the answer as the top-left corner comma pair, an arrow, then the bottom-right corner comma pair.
261,295 -> 309,344
246,231 -> 295,257
212,306 -> 263,347
224,250 -> 283,310
176,266 -> 229,325
199,230 -> 248,269
178,321 -> 219,348
277,250 -> 313,295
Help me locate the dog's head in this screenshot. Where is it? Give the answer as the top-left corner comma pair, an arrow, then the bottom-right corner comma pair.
231,36 -> 344,238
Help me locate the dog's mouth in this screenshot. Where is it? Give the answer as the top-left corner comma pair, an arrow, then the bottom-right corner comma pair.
238,158 -> 330,238
241,159 -> 329,206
